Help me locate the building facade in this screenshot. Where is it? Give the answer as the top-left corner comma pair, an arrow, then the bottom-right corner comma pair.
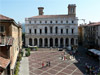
0,14 -> 22,75
25,4 -> 78,48
78,24 -> 84,45
83,22 -> 100,49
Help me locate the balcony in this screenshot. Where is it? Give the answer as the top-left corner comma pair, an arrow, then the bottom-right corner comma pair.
0,36 -> 14,46
25,33 -> 78,36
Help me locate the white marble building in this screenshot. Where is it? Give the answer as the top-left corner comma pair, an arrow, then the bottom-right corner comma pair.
25,4 -> 78,48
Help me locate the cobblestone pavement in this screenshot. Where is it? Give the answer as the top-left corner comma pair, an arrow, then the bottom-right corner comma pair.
29,50 -> 83,75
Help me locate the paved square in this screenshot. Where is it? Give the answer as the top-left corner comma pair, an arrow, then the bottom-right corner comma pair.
29,50 -> 83,75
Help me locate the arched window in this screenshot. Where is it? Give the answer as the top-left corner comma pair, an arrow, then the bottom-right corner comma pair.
34,29 -> 37,34
60,38 -> 63,47
71,38 -> 74,45
40,21 -> 42,24
45,21 -> 47,23
29,21 -> 31,24
56,21 -> 58,24
50,27 -> 52,34
72,20 -> 74,23
29,29 -> 31,34
40,29 -> 42,34
50,21 -> 52,24
61,29 -> 63,34
29,38 -> 32,46
39,38 -> 42,47
55,38 -> 58,47
65,38 -> 69,46
61,21 -> 63,23
55,27 -> 58,34
72,29 -> 74,34
66,29 -> 68,34
50,38 -> 53,47
34,38 -> 37,46
44,38 -> 48,46
45,27 -> 47,34
66,21 -> 68,23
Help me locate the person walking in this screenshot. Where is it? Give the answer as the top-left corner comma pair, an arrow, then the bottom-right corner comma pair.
46,61 -> 48,67
48,61 -> 51,67
42,62 -> 44,68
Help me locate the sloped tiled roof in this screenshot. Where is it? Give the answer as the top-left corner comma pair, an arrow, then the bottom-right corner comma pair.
0,14 -> 13,20
28,15 -> 75,19
88,22 -> 100,26
0,57 -> 10,69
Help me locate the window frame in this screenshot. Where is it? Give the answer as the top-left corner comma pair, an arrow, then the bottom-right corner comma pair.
0,25 -> 5,33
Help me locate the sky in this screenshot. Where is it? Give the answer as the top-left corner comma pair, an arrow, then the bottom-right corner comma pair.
0,0 -> 100,24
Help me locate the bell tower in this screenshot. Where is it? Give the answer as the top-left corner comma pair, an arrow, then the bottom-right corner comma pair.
68,4 -> 76,16
38,7 -> 44,15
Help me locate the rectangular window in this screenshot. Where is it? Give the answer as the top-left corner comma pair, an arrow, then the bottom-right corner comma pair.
29,29 -> 31,34
40,29 -> 42,34
72,29 -> 74,34
61,29 -> 63,34
66,29 -> 68,34
50,27 -> 52,34
29,21 -> 31,24
0,26 -> 4,32
72,21 -> 74,23
34,29 -> 37,34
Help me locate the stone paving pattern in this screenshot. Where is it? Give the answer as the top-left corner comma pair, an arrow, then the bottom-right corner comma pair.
29,51 -> 83,75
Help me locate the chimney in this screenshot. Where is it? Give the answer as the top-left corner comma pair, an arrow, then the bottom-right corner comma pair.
38,7 -> 44,15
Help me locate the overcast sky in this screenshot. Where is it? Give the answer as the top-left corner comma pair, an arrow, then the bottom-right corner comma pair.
0,0 -> 100,24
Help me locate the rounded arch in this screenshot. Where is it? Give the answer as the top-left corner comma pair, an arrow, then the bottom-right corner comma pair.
45,27 -> 48,34
71,38 -> 74,45
50,38 -> 53,47
55,38 -> 58,47
29,38 -> 32,46
55,27 -> 58,34
65,38 -> 69,46
34,38 -> 37,46
44,38 -> 48,47
60,38 -> 63,47
39,38 -> 42,47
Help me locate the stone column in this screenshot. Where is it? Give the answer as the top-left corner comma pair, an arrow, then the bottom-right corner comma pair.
63,38 -> 65,48
37,38 -> 39,47
42,38 -> 44,47
32,38 -> 34,46
58,38 -> 60,47
74,38 -> 76,45
48,38 -> 50,48
53,38 -> 55,47
69,38 -> 71,46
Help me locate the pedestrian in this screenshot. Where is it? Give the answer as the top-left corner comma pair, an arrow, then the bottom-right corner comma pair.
42,62 -> 44,68
46,61 -> 48,67
48,61 -> 50,67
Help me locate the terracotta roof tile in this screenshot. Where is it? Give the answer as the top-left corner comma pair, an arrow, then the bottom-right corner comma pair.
28,15 -> 74,19
88,22 -> 100,26
0,57 -> 10,69
0,14 -> 13,20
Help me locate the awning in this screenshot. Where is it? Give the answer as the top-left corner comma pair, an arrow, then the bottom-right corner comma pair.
0,56 -> 10,69
88,49 -> 100,56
